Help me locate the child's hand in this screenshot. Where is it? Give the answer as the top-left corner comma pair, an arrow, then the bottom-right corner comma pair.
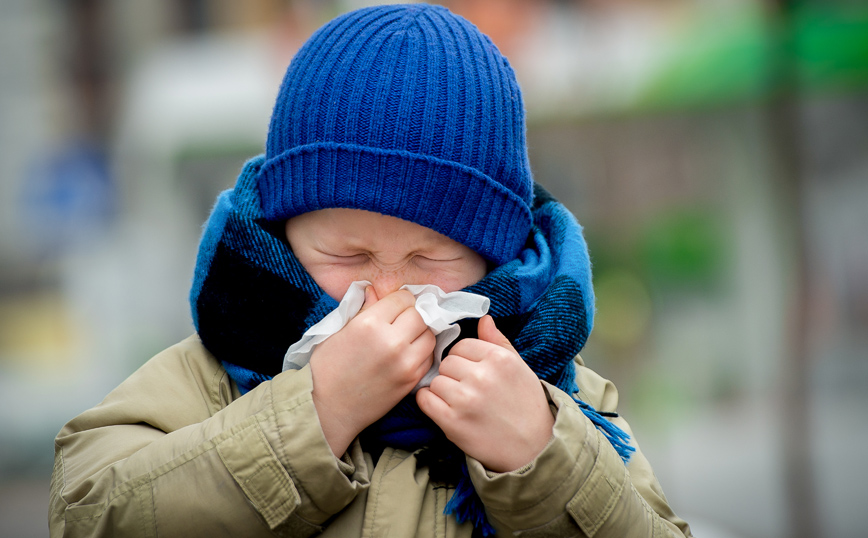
416,315 -> 555,473
309,287 -> 436,456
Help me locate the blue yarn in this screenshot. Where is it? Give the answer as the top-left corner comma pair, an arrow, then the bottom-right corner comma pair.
257,4 -> 534,265
189,190 -> 232,329
444,462 -> 497,537
222,361 -> 268,395
573,391 -> 636,463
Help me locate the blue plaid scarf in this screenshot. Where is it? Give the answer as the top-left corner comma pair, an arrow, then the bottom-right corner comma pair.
190,156 -> 633,535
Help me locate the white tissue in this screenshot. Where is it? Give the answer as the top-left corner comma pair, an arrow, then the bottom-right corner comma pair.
282,281 -> 490,389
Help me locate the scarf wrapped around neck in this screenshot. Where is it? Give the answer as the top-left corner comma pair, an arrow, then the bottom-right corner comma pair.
190,155 -> 633,536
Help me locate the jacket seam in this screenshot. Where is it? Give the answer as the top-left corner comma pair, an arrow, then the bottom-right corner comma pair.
269,385 -> 347,520
62,477 -> 155,525
364,448 -> 395,538
210,359 -> 227,413
54,443 -> 77,533
54,442 -> 68,505
136,478 -> 157,538
217,418 -> 300,527
568,432 -> 627,537
272,380 -> 317,511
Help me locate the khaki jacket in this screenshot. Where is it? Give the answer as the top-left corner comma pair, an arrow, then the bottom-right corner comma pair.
50,335 -> 691,537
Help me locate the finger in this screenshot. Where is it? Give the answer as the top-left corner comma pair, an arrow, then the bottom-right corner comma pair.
447,337 -> 493,362
427,369 -> 464,400
477,315 -> 516,351
406,330 -> 436,368
410,326 -> 436,351
428,375 -> 473,406
359,286 -> 416,323
392,305 -> 429,338
359,285 -> 379,313
416,386 -> 453,423
366,289 -> 416,321
436,354 -> 475,381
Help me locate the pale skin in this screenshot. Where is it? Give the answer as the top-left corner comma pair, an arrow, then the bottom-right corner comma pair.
285,208 -> 555,473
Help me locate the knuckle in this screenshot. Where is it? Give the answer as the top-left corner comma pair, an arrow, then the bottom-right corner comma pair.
355,315 -> 379,332
383,337 -> 404,357
456,385 -> 478,408
398,364 -> 422,386
469,367 -> 489,386
461,391 -> 485,410
488,347 -> 513,365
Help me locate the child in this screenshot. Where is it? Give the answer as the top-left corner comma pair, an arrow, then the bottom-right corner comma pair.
50,4 -> 692,537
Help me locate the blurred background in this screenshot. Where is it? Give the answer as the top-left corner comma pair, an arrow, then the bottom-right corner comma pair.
1,0 -> 866,536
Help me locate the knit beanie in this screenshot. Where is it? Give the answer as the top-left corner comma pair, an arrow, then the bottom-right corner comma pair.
257,3 -> 533,265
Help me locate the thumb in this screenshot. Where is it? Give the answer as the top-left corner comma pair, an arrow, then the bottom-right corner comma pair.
477,315 -> 515,351
359,285 -> 379,312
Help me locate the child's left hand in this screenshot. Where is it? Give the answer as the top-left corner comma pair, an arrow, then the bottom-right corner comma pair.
416,315 -> 555,473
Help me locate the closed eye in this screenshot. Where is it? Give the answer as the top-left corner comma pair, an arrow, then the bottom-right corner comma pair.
418,256 -> 459,262
414,255 -> 462,268
324,253 -> 368,263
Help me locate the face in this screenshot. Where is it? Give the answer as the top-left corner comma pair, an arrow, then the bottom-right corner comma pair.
285,208 -> 488,301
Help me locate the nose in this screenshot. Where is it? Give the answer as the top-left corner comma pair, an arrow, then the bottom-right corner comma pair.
366,268 -> 407,298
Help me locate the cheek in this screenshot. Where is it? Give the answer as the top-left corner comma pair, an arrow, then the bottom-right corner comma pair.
422,261 -> 488,292
304,265 -> 360,301
452,257 -> 488,289
466,258 -> 489,286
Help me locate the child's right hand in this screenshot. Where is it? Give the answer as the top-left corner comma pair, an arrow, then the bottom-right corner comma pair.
307,287 -> 436,456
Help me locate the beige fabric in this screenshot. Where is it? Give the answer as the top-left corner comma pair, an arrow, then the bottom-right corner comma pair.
50,335 -> 692,537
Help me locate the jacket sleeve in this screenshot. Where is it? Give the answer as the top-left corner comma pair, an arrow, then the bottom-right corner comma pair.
49,336 -> 370,538
468,361 -> 692,538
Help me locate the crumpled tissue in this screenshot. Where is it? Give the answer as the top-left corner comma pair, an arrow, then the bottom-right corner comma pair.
282,281 -> 490,389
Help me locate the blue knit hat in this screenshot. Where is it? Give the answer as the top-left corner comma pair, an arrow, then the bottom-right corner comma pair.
258,3 -> 533,265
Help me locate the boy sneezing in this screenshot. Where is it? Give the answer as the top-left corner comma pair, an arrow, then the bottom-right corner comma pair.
50,4 -> 692,537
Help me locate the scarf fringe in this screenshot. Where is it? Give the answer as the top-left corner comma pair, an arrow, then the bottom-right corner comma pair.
443,462 -> 497,537
575,397 -> 635,463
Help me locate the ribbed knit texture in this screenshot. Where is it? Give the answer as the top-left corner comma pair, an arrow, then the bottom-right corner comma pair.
257,4 -> 533,265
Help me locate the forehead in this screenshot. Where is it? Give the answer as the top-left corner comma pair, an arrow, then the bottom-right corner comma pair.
289,208 -> 462,250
